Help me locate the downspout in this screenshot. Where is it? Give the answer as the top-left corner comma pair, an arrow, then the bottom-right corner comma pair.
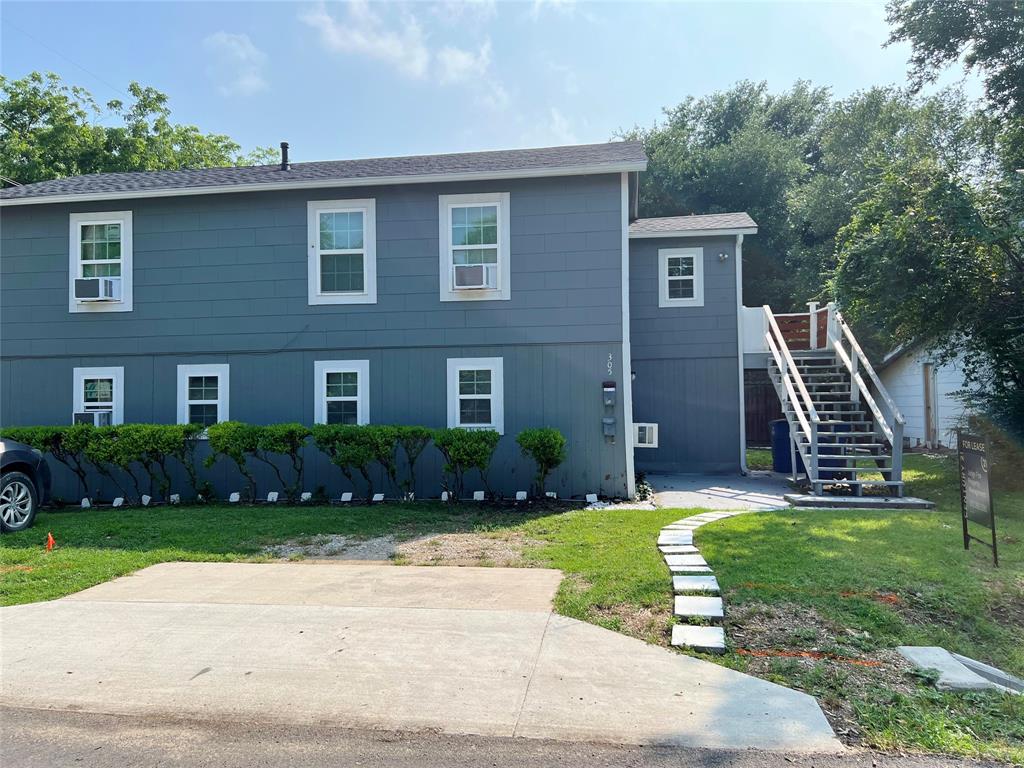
736,233 -> 748,474
620,172 -> 636,498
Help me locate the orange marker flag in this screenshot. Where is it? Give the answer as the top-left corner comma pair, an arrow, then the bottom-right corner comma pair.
46,532 -> 55,552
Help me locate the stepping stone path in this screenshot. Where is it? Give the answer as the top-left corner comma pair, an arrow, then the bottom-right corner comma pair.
661,509 -> 755,654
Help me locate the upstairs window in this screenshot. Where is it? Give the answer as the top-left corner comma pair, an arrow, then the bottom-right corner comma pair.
69,211 -> 133,313
72,366 -> 124,425
439,193 -> 510,302
446,357 -> 504,434
658,247 -> 704,308
176,364 -> 229,429
307,199 -> 377,305
314,360 -> 369,425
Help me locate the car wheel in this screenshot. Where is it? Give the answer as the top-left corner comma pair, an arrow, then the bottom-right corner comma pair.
0,471 -> 38,533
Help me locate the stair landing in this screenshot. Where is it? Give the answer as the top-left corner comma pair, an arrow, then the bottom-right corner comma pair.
784,494 -> 934,510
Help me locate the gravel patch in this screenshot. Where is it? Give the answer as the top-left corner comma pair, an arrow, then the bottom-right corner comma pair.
264,534 -> 398,561
394,531 -> 538,567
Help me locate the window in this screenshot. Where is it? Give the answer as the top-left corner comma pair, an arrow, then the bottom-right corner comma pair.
446,357 -> 504,433
634,423 -> 659,448
72,367 -> 124,425
176,364 -> 229,428
307,199 -> 377,305
658,247 -> 704,308
314,360 -> 369,425
439,193 -> 510,302
69,211 -> 133,313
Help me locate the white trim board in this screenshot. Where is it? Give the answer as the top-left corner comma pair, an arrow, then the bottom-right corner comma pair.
1,162 -> 648,207
620,172 -> 636,499
629,227 -> 757,239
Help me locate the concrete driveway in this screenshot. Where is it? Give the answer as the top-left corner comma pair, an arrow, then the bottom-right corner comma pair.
0,562 -> 837,751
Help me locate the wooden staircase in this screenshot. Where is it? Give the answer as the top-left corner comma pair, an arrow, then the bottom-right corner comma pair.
764,303 -> 905,497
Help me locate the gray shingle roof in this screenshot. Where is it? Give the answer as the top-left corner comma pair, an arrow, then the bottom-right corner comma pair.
1,141 -> 647,203
629,212 -> 757,235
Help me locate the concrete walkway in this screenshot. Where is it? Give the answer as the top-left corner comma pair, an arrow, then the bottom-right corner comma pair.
649,471 -> 791,510
0,562 -> 837,751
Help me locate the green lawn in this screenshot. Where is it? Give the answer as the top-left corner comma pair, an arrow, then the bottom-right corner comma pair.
701,451 -> 1024,763
2,451 -> 1021,761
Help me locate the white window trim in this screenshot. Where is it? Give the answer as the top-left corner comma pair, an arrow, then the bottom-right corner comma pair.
72,366 -> 124,425
634,423 -> 659,448
658,247 -> 704,308
307,199 -> 377,305
438,192 -> 511,302
446,357 -> 504,434
314,360 -> 370,425
176,364 -> 230,428
68,211 -> 133,313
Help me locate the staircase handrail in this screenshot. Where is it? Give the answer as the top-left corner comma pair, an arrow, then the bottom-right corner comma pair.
763,306 -> 821,427
833,311 -> 905,427
832,342 -> 895,444
765,330 -> 814,440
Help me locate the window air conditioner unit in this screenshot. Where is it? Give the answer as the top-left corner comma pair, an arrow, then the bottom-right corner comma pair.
74,276 -> 120,301
453,264 -> 495,290
74,410 -> 113,427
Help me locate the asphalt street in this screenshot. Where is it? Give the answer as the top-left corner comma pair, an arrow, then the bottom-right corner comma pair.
1,707 -> 1007,768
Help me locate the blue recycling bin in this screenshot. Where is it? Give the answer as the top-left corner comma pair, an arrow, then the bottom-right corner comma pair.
770,419 -> 805,474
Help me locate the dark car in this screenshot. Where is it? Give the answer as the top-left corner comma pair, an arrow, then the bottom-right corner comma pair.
1,438 -> 51,533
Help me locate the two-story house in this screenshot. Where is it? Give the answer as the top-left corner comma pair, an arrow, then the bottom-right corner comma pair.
0,141 -> 756,500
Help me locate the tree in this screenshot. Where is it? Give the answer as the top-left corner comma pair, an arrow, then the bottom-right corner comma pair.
834,157 -> 1023,438
1,72 -> 275,186
887,0 -> 1024,118
623,81 -> 830,308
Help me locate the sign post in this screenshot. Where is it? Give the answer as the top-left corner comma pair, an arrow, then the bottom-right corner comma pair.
957,431 -> 998,566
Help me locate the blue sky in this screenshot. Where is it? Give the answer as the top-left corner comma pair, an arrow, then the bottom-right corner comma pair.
2,1 -> 977,163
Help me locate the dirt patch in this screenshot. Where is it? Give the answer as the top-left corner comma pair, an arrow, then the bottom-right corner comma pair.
727,602 -> 919,743
393,531 -> 538,567
591,603 -> 673,646
264,534 -> 398,561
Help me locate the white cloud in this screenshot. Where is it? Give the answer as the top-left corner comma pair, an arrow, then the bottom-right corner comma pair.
547,107 -> 577,144
432,0 -> 497,24
437,40 -> 491,84
300,0 -> 430,79
529,0 -> 576,21
202,32 -> 268,97
548,62 -> 579,96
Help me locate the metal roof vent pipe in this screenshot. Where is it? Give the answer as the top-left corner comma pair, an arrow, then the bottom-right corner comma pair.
280,141 -> 290,171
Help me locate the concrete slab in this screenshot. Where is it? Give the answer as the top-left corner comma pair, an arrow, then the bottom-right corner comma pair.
650,472 -> 790,511
66,562 -> 562,612
786,494 -> 935,510
659,545 -> 697,555
657,532 -> 695,545
0,562 -> 838,752
897,646 -> 1001,692
668,564 -> 714,574
671,625 -> 726,653
674,596 -> 724,619
664,554 -> 708,568
672,575 -> 720,594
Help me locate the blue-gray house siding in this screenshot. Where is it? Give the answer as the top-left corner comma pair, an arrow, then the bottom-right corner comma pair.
628,235 -> 742,474
1,173 -> 633,500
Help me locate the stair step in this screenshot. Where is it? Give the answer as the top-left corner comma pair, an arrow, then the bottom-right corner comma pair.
815,479 -> 904,487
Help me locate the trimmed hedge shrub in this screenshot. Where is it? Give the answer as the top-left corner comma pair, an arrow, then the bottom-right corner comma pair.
516,427 -> 566,497
434,428 -> 501,500
4,420 -> 563,505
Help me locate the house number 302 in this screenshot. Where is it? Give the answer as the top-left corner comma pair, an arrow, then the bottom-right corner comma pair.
607,353 -> 614,377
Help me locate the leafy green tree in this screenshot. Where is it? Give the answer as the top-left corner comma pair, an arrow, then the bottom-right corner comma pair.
834,157 -> 1023,437
311,424 -> 378,502
887,0 -> 1024,118
395,425 -> 433,499
1,72 -> 275,186
623,81 -> 830,308
434,428 -> 502,500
